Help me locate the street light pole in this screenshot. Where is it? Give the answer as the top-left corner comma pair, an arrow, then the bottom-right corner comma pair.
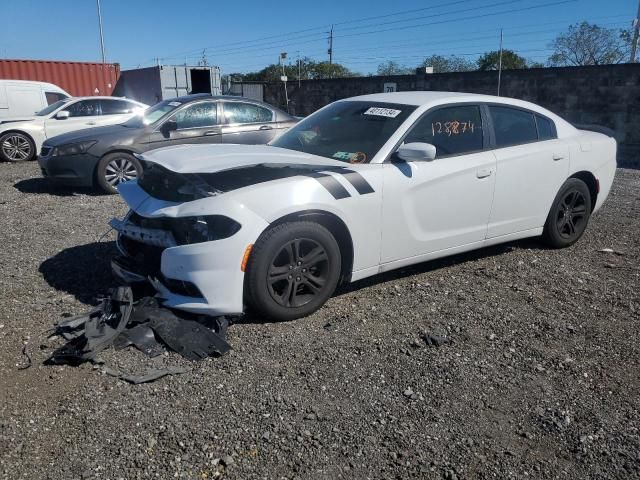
96,0 -> 106,63
497,28 -> 503,96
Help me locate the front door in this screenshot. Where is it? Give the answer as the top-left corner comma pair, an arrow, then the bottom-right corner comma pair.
146,100 -> 221,149
44,98 -> 103,138
485,105 -> 570,238
381,104 -> 496,264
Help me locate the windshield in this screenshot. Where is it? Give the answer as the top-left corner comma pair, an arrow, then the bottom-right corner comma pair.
272,101 -> 416,163
36,99 -> 71,117
123,100 -> 181,127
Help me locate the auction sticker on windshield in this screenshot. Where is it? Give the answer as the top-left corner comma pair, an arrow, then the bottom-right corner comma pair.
364,107 -> 402,118
168,101 -> 182,107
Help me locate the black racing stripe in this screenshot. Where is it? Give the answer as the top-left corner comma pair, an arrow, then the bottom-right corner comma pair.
303,172 -> 351,200
335,168 -> 375,195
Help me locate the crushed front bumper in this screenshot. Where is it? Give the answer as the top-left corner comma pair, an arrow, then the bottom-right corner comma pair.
111,181 -> 269,316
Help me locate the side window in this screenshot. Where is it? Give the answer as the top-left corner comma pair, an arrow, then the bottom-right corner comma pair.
489,106 -> 538,148
45,92 -> 68,105
223,102 -> 273,124
65,99 -> 101,117
100,99 -> 138,115
535,114 -> 555,140
172,102 -> 217,129
404,105 -> 484,157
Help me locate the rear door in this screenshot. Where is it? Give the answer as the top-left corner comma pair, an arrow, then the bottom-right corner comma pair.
145,100 -> 221,149
485,105 -> 569,238
220,101 -> 278,144
43,98 -> 103,138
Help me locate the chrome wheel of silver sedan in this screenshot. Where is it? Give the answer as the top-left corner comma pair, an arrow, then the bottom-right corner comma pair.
105,157 -> 138,186
1,133 -> 34,162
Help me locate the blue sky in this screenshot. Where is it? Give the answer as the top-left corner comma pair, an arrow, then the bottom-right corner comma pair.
0,0 -> 634,74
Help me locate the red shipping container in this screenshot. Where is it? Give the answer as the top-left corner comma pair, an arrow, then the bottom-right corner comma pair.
0,59 -> 120,96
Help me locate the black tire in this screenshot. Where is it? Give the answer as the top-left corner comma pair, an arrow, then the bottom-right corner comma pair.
0,132 -> 36,162
542,178 -> 592,248
245,222 -> 342,321
96,152 -> 141,194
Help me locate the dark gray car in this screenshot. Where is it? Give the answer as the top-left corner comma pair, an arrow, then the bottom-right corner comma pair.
38,94 -> 297,193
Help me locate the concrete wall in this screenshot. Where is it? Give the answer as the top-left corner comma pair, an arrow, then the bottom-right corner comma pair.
257,64 -> 640,167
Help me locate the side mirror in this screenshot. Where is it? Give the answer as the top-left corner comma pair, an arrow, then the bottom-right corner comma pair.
160,120 -> 178,136
55,110 -> 70,120
395,142 -> 437,162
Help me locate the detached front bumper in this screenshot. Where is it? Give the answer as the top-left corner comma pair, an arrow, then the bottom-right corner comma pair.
38,150 -> 99,187
111,181 -> 269,316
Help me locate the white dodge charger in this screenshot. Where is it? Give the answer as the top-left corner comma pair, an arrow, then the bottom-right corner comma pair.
110,92 -> 616,321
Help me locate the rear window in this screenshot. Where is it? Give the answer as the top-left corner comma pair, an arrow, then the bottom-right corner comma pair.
535,114 -> 555,140
101,99 -> 139,115
489,106 -> 538,148
223,102 -> 273,124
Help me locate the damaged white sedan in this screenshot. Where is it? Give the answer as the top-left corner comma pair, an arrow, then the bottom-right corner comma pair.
111,92 -> 617,321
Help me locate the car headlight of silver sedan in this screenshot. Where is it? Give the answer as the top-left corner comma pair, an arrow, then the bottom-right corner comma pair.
53,140 -> 97,156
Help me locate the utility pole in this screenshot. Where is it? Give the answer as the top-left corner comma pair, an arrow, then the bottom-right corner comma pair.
96,0 -> 106,63
497,28 -> 503,96
631,0 -> 640,63
328,25 -> 334,64
280,52 -> 289,113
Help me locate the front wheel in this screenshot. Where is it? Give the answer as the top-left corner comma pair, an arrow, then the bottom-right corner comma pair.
96,152 -> 141,194
542,178 -> 592,248
245,222 -> 342,321
0,132 -> 35,162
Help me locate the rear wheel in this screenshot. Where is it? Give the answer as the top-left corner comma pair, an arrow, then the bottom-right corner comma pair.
245,222 -> 342,321
0,132 -> 35,162
543,178 -> 592,248
96,152 -> 141,194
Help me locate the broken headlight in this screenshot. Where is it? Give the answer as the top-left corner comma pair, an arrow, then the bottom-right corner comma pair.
172,215 -> 241,245
54,140 -> 97,156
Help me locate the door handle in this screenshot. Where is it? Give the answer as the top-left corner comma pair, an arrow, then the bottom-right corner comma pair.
552,154 -> 564,161
259,125 -> 273,130
204,130 -> 219,136
476,168 -> 492,179
85,122 -> 97,126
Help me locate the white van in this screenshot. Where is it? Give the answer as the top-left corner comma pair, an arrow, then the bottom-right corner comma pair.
0,80 -> 70,120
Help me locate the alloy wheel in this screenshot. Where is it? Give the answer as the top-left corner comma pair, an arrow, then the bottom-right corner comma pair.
104,157 -> 138,186
267,238 -> 330,308
1,134 -> 32,161
556,189 -> 587,239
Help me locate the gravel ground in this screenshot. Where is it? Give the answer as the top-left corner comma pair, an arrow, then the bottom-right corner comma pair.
0,161 -> 639,480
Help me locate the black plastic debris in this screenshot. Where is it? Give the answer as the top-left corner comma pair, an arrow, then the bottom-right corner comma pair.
46,287 -> 231,370
423,334 -> 449,347
47,287 -> 134,365
101,365 -> 190,384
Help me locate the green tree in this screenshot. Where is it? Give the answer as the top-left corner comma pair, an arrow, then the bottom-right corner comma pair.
239,58 -> 357,82
419,55 -> 475,73
477,50 -> 528,71
548,22 -> 631,66
376,61 -> 413,75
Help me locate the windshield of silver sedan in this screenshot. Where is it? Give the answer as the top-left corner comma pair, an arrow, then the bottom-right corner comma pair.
271,101 -> 416,163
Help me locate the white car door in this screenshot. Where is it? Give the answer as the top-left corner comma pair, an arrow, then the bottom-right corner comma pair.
43,98 -> 103,139
485,105 -> 569,238
381,104 -> 497,265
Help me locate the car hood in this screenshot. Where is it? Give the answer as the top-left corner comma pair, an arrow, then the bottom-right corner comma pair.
44,123 -> 137,146
141,143 -> 348,173
133,144 -> 358,203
